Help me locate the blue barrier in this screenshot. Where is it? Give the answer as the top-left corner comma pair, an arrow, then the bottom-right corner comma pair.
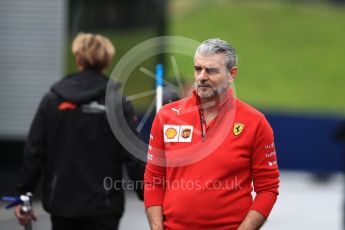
266,113 -> 344,172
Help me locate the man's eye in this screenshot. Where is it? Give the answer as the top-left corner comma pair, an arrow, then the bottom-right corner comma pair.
194,66 -> 202,72
207,68 -> 218,74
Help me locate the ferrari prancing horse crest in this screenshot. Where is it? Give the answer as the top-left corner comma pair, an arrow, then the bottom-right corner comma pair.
233,123 -> 244,136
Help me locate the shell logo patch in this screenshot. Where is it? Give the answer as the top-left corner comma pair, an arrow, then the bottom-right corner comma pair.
181,128 -> 191,139
165,127 -> 178,139
233,123 -> 244,136
164,125 -> 180,142
163,125 -> 193,142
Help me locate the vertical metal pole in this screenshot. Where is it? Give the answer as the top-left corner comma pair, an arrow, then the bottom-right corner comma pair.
156,64 -> 163,113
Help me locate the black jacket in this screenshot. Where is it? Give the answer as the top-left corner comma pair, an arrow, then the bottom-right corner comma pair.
17,69 -> 145,218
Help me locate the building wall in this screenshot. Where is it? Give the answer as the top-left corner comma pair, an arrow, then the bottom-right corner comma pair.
0,0 -> 67,139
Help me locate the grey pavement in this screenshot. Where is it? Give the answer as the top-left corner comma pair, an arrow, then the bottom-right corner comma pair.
0,192 -> 149,230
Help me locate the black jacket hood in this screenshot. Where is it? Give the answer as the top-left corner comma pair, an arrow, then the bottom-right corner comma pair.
51,69 -> 120,104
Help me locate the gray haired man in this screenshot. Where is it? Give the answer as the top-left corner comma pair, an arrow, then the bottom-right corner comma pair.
144,38 -> 279,230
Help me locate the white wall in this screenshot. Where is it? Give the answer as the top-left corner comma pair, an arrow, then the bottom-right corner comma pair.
0,0 -> 67,139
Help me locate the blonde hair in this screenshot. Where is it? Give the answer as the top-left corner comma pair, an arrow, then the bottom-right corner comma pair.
72,33 -> 115,70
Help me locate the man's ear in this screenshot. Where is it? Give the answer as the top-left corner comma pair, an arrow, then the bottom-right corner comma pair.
75,55 -> 84,71
229,67 -> 238,83
76,55 -> 81,65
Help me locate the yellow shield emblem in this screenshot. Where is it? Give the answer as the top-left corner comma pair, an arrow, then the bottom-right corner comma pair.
233,123 -> 244,136
165,127 -> 177,139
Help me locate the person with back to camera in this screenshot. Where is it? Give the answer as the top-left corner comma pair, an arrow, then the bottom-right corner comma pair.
14,32 -> 145,230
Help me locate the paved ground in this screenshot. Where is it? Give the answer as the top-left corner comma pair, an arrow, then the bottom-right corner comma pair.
0,171 -> 343,230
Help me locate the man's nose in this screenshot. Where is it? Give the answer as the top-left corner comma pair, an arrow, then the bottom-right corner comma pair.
197,69 -> 208,81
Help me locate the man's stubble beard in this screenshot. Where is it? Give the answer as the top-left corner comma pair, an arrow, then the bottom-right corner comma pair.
194,78 -> 229,99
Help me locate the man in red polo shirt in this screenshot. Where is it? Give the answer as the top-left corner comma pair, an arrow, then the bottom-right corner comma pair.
144,38 -> 279,230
